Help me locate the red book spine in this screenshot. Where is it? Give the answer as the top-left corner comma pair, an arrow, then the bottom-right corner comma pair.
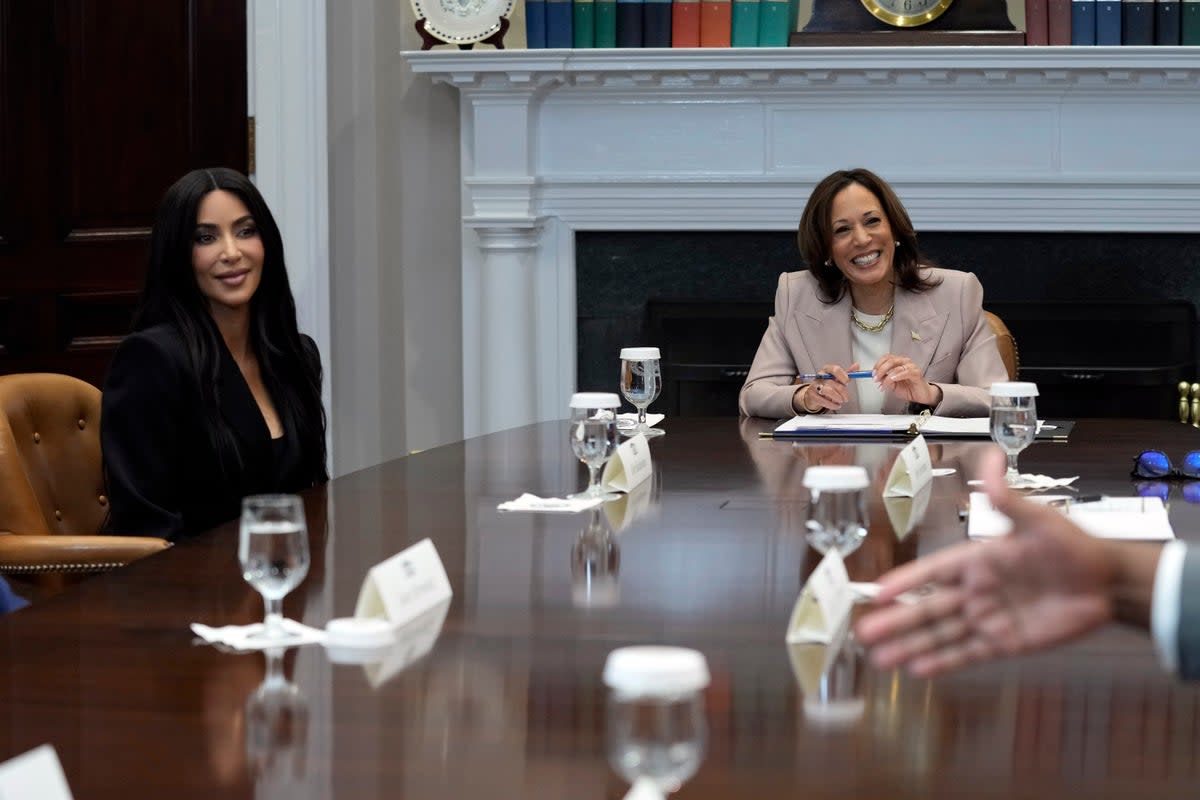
1047,0 -> 1072,43
672,0 -> 700,46
699,0 -> 731,46
1026,0 -> 1050,43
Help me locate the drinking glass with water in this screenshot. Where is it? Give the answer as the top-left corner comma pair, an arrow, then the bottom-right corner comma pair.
619,347 -> 664,439
239,494 -> 310,643
604,646 -> 709,799
989,382 -> 1040,485
802,465 -> 869,558
567,392 -> 622,502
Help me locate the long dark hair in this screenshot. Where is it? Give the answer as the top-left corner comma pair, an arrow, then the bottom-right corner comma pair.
133,167 -> 328,484
797,168 -> 940,303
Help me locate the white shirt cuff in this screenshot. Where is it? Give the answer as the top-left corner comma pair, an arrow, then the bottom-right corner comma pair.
1151,540 -> 1188,674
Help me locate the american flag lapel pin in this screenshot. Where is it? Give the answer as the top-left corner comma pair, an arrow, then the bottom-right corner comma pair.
911,330 -> 922,341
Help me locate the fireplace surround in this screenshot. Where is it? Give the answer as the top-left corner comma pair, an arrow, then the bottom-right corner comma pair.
405,47 -> 1200,436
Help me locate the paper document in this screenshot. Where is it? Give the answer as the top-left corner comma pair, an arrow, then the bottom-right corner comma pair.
967,492 -> 1175,541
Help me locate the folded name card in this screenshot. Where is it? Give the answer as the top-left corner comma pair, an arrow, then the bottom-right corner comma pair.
0,745 -> 73,800
786,549 -> 854,644
602,433 -> 653,493
883,434 -> 932,498
355,538 -> 454,629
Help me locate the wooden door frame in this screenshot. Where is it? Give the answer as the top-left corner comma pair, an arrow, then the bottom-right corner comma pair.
250,0 -> 332,454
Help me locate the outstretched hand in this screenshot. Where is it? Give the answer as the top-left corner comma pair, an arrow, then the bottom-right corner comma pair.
854,448 -> 1119,677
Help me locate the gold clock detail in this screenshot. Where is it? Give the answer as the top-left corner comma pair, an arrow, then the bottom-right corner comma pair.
860,0 -> 955,27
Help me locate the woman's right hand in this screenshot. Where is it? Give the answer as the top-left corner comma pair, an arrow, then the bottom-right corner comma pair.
795,363 -> 857,414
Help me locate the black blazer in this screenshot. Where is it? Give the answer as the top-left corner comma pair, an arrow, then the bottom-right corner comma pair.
101,323 -> 324,541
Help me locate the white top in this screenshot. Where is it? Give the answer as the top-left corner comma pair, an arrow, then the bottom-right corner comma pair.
620,347 -> 661,360
990,381 -> 1039,397
603,646 -> 711,696
1151,539 -> 1187,673
570,392 -> 621,409
802,465 -> 869,491
850,310 -> 889,415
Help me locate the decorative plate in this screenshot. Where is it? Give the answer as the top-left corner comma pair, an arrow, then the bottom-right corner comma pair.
411,0 -> 515,44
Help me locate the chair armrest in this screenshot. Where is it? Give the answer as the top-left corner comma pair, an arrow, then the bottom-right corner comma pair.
0,535 -> 171,575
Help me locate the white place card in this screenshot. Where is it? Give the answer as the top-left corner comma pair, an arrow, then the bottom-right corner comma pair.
602,433 -> 653,493
604,474 -> 656,532
786,550 -> 854,644
883,434 -> 932,498
355,538 -> 453,628
0,745 -> 74,800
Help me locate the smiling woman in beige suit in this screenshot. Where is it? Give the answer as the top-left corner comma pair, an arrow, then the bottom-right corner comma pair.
739,168 -> 1008,420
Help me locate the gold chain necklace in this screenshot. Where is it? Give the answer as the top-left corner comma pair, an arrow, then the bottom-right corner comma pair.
851,305 -> 894,333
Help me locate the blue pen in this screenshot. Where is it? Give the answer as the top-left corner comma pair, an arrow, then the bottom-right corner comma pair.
797,370 -> 874,381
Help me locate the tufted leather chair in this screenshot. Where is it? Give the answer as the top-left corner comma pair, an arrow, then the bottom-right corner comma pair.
0,373 -> 169,586
983,310 -> 1019,382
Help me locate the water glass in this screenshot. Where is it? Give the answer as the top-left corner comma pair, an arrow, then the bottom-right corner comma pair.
239,494 -> 311,643
619,347 -> 664,439
989,382 -> 1039,485
567,392 -> 622,502
802,466 -> 869,558
604,646 -> 709,797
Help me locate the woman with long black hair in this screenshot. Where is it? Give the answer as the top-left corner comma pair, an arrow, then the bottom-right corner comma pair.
102,167 -> 327,540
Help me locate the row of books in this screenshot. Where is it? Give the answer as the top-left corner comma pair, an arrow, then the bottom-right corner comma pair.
524,0 -> 796,48
1028,0 -> 1200,45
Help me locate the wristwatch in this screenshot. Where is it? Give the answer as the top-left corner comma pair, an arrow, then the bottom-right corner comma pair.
860,0 -> 954,27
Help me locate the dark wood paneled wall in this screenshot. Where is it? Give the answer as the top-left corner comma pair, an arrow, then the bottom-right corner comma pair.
0,0 -> 247,387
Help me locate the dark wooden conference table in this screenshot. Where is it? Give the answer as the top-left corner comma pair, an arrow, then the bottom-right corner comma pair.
4,417 -> 1200,798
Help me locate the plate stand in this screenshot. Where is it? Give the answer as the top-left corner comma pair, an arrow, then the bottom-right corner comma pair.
415,16 -> 510,50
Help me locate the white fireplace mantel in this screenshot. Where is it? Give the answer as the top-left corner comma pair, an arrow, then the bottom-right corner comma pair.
405,47 -> 1200,436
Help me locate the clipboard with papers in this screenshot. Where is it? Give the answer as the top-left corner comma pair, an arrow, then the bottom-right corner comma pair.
764,411 -> 1074,441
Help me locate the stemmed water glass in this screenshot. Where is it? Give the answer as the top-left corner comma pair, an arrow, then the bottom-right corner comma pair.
567,392 -> 623,502
239,494 -> 311,643
619,347 -> 664,439
989,382 -> 1040,486
801,465 -> 870,558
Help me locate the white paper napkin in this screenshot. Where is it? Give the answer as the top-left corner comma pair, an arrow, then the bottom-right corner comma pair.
191,619 -> 327,651
497,492 -> 604,513
968,473 -> 1078,491
616,413 -> 665,432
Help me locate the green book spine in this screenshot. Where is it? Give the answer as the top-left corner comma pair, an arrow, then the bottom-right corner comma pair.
595,0 -> 617,45
574,0 -> 596,46
1185,0 -> 1200,44
730,0 -> 759,45
757,0 -> 789,45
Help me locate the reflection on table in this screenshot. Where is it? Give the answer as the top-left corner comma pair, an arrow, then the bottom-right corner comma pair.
2,418 -> 1200,798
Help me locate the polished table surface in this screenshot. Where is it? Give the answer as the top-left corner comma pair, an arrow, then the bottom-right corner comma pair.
4,418 -> 1200,798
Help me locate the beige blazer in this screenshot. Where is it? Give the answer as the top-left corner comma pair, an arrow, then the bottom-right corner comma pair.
738,268 -> 1008,419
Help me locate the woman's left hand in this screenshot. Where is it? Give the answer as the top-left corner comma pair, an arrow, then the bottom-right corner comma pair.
873,354 -> 943,408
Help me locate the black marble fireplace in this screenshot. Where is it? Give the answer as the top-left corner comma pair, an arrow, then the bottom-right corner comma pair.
576,231 -> 1200,420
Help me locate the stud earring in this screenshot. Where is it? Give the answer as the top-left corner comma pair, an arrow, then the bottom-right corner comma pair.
895,240 -> 901,247
824,259 -> 832,267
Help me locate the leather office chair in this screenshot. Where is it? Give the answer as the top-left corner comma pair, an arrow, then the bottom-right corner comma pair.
0,373 -> 169,590
983,310 -> 1019,381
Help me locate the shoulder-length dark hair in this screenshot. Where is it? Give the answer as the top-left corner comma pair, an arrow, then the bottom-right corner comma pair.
132,167 -> 328,484
797,168 -> 940,304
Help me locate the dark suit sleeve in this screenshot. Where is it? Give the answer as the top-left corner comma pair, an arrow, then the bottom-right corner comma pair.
1177,547 -> 1200,679
101,331 -> 188,541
